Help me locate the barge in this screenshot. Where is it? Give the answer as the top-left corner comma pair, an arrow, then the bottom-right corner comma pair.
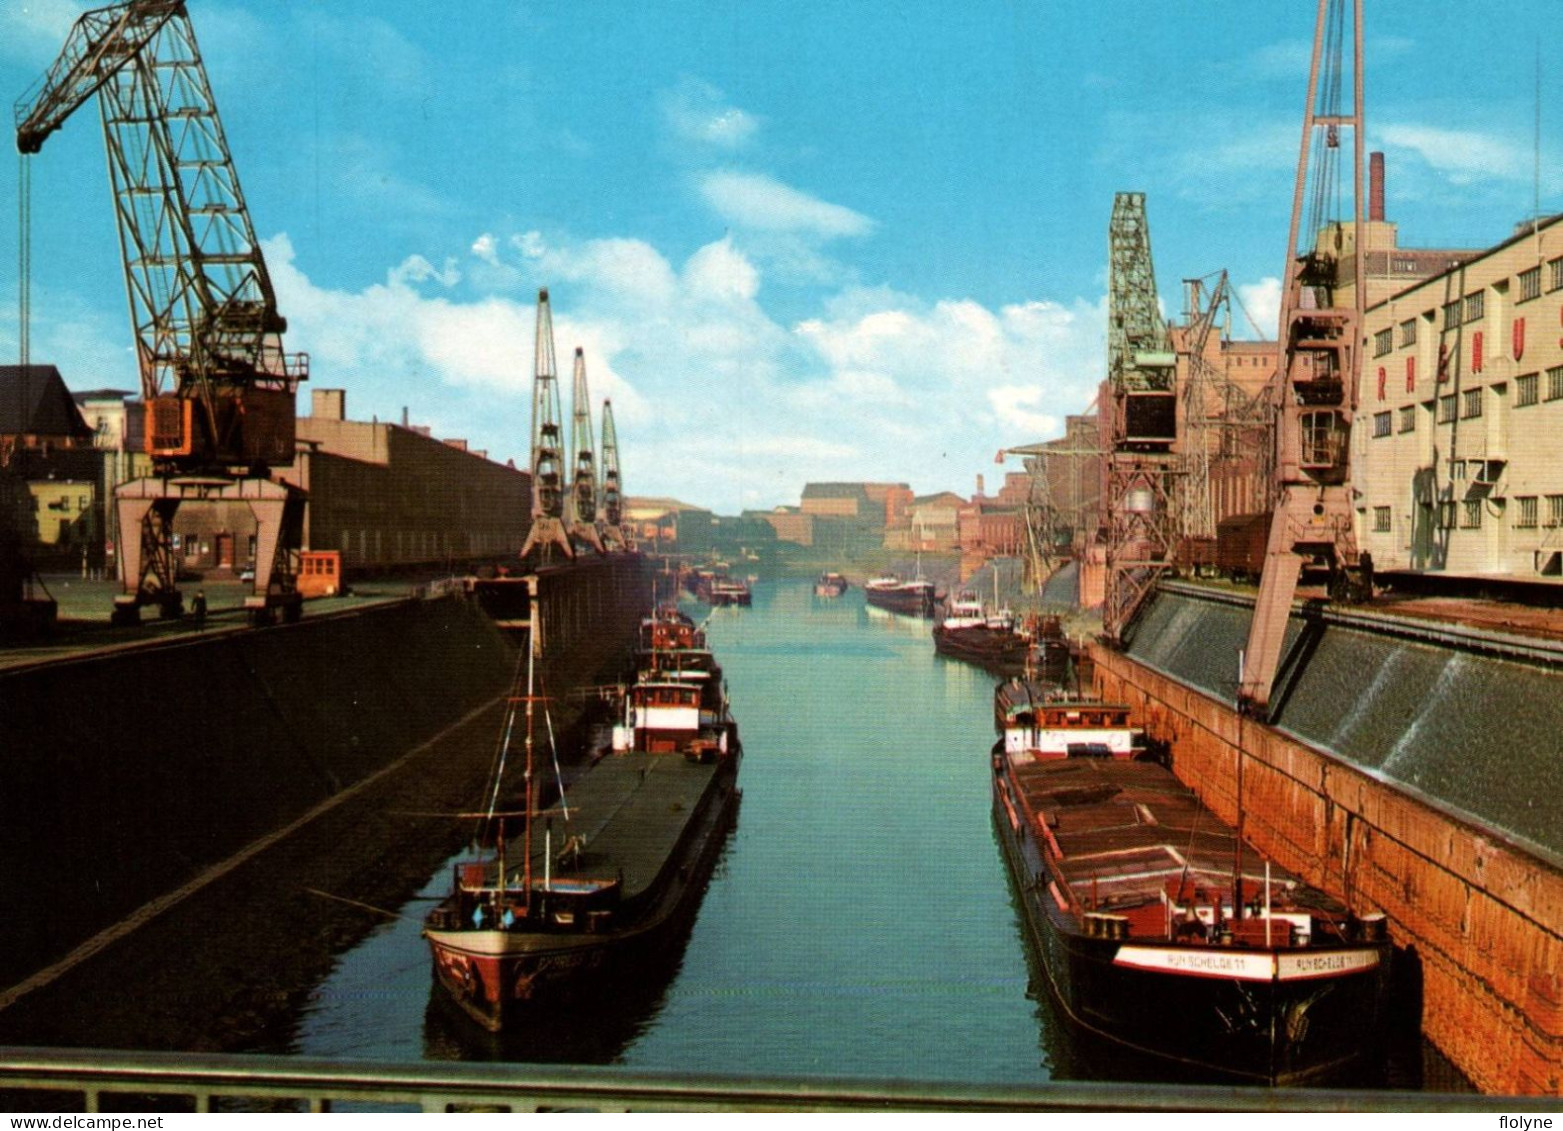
424,606 -> 740,1031
990,678 -> 1392,1085
863,572 -> 936,618
932,592 -> 1031,671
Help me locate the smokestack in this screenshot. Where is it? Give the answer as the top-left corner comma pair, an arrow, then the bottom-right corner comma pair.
1369,151 -> 1385,222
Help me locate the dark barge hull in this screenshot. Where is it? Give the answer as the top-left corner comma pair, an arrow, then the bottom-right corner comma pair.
864,587 -> 935,618
991,770 -> 1391,1086
932,625 -> 1032,672
427,750 -> 740,1032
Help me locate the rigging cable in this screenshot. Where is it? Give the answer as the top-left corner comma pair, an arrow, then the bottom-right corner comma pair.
18,152 -> 30,371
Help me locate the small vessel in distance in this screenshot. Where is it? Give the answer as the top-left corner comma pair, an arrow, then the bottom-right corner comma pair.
686,566 -> 752,607
991,677 -> 1391,1085
423,606 -> 741,1031
814,571 -> 849,598
863,572 -> 936,618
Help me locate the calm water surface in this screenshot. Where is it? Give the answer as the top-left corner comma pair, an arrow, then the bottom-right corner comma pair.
293,579 -> 1054,1083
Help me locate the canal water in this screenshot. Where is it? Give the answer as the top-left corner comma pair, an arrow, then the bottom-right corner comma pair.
288,578 -> 1058,1084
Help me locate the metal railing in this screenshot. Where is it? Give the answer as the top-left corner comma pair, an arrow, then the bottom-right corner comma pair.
0,1048 -> 1523,1114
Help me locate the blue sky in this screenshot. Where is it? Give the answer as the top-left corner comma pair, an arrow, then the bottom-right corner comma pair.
2,1 -> 1560,513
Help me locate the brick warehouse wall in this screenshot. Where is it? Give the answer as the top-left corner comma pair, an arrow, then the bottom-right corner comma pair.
1090,643 -> 1563,1094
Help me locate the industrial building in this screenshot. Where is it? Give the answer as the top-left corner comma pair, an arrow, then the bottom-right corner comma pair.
1353,210 -> 1563,584
293,390 -> 530,572
0,374 -> 535,580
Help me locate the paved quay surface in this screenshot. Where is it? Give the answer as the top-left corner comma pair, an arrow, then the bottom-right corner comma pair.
0,572 -> 446,672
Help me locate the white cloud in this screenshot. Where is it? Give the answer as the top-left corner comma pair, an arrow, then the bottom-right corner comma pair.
471,234 -> 500,265
661,79 -> 759,149
700,171 -> 874,238
1237,277 -> 1282,339
684,238 -> 760,303
987,386 -> 1060,438
390,254 -> 460,288
263,222 -> 1105,513
1377,123 -> 1529,186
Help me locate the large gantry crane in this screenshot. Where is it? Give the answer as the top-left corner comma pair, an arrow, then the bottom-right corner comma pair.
15,0 -> 307,625
520,289 -> 572,563
1102,192 -> 1179,642
1236,0 -> 1369,720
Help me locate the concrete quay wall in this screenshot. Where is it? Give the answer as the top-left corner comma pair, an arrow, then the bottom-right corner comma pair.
1090,641 -> 1563,1094
0,596 -> 516,989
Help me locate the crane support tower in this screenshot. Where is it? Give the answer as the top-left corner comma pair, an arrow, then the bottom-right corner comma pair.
1177,271 -> 1276,554
520,289 -> 573,563
566,347 -> 605,554
1102,192 -> 1180,642
1237,0 -> 1370,720
15,0 -> 307,625
598,399 -> 630,551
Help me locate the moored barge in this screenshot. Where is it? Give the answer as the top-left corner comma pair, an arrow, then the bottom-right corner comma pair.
991,678 -> 1391,1085
424,606 -> 740,1031
863,572 -> 937,618
932,592 -> 1031,671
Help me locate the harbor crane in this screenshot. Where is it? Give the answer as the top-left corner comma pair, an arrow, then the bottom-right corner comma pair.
520,289 -> 572,562
996,427 -> 1102,595
1102,192 -> 1180,642
1237,0 -> 1370,720
598,399 -> 630,551
16,0 -> 307,624
566,348 -> 605,554
1177,271 -> 1275,551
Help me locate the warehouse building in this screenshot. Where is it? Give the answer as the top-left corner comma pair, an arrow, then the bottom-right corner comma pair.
1352,212 -> 1563,583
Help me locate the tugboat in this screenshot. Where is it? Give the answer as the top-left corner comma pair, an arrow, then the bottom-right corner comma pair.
991,677 -> 1392,1085
423,607 -> 741,1031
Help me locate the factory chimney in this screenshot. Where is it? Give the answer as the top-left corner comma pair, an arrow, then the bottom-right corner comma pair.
1369,151 -> 1385,222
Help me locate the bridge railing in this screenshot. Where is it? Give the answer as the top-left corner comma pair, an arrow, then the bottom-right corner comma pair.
0,1048 -> 1520,1114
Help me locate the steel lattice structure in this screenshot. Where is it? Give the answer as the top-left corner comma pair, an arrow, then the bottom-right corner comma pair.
565,347 -> 605,554
1177,272 -> 1276,546
1103,193 -> 1180,642
16,0 -> 303,470
1237,0 -> 1369,720
598,399 -> 630,550
14,0 -> 305,623
521,289 -> 573,562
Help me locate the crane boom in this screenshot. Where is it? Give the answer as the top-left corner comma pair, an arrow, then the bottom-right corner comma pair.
15,0 -> 303,472
599,399 -> 629,551
566,347 -> 604,553
1237,0 -> 1369,719
14,1 -> 178,155
520,289 -> 572,562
